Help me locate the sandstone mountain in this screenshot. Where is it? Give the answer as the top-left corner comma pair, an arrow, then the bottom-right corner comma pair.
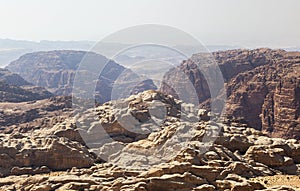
226,51 -> 300,140
0,68 -> 52,102
6,50 -> 121,98
161,48 -> 300,140
6,50 -> 156,103
0,90 -> 299,190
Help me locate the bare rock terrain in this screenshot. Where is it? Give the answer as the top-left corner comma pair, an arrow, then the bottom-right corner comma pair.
0,90 -> 299,190
1,48 -> 300,190
161,49 -> 300,140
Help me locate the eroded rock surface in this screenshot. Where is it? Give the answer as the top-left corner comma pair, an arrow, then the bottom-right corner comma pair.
161,49 -> 300,140
0,96 -> 72,134
0,90 -> 299,190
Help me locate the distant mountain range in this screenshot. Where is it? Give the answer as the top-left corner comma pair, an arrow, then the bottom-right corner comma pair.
0,39 -> 94,67
0,38 -> 245,68
6,50 -> 156,103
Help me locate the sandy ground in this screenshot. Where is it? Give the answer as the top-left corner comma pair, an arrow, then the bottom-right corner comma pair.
252,175 -> 300,190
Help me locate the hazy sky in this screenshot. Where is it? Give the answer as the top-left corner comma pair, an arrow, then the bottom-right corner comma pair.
0,0 -> 299,47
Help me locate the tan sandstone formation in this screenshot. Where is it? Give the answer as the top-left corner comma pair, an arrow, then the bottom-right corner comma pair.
161,49 -> 300,140
0,90 -> 299,190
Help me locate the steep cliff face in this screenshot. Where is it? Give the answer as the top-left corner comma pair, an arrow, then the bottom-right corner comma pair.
0,68 -> 53,102
161,49 -> 280,102
226,51 -> 300,139
161,49 -> 300,139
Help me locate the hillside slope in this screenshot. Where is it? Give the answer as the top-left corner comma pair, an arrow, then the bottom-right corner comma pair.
0,68 -> 52,102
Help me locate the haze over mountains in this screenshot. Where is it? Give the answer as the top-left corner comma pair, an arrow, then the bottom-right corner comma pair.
0,38 -> 245,68
2,38 -> 300,69
3,48 -> 300,141
0,39 -> 94,67
1,0 -> 300,189
6,50 -> 157,103
0,48 -> 299,190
